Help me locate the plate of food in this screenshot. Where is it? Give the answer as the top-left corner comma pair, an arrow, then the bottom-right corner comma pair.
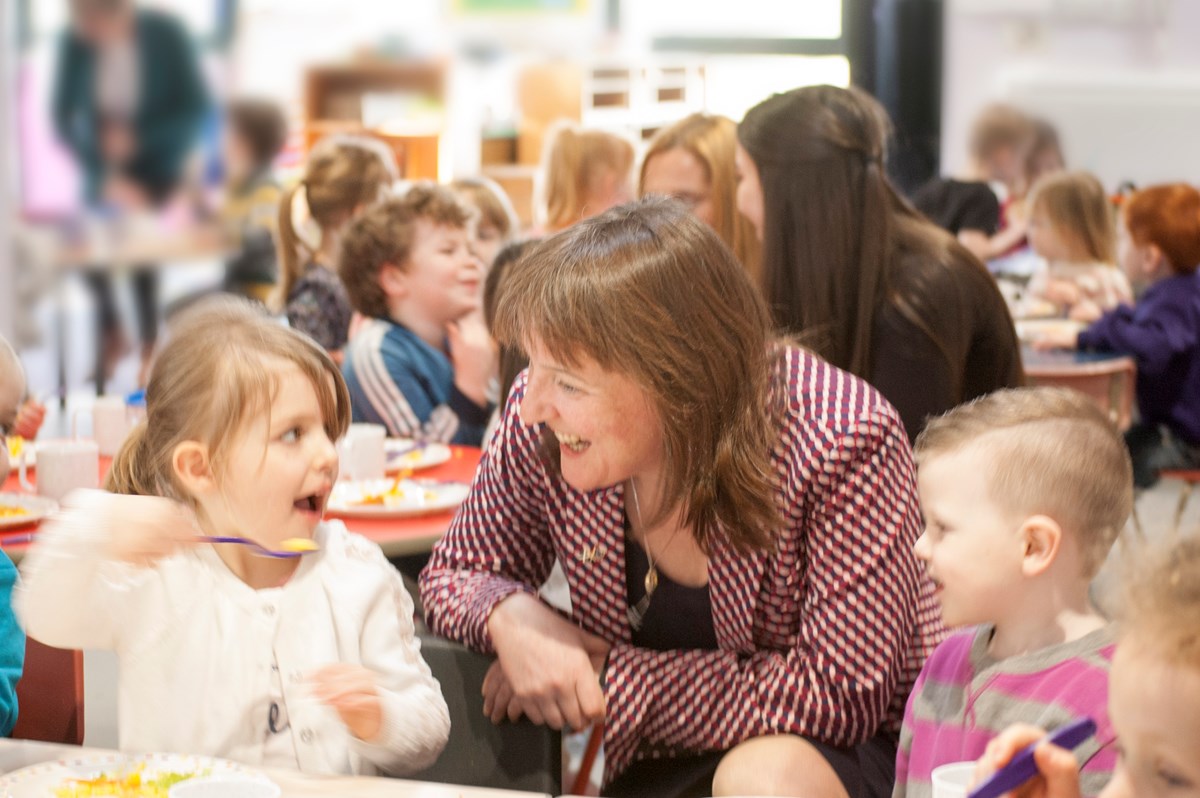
0,752 -> 273,797
0,493 -> 56,531
5,436 -> 33,469
384,439 -> 452,473
1015,319 -> 1085,345
326,477 -> 470,519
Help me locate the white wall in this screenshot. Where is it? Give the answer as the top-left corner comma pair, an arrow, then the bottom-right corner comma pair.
1,0 -> 15,344
942,0 -> 1200,188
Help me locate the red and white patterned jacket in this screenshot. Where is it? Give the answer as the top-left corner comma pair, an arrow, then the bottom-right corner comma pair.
420,348 -> 946,782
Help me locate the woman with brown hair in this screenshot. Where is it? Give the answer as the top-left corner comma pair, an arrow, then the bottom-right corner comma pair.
639,113 -> 761,281
420,198 -> 944,798
736,85 -> 1023,441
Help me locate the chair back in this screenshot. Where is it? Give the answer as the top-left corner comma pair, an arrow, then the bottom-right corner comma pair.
411,633 -> 561,793
11,638 -> 84,744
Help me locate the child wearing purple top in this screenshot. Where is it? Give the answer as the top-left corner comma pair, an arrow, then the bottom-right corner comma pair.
1035,183 -> 1200,487
894,388 -> 1134,798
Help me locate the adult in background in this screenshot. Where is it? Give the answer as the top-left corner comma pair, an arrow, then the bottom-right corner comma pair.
421,198 -> 944,798
736,85 -> 1022,442
53,0 -> 210,385
639,113 -> 761,283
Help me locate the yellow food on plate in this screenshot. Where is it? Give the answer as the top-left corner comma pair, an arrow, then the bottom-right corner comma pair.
53,763 -> 198,797
354,480 -> 440,507
6,436 -> 23,459
0,504 -> 29,519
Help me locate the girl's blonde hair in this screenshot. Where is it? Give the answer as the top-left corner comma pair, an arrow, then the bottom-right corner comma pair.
639,113 -> 762,283
107,297 -> 351,505
1028,171 -> 1116,263
450,176 -> 519,241
1121,537 -> 1200,667
539,123 -> 634,232
273,137 -> 394,311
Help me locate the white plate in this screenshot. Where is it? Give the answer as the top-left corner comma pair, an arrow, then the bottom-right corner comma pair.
1015,319 -> 1084,344
384,439 -> 452,472
0,493 -> 56,531
0,752 -> 272,797
327,478 -> 470,518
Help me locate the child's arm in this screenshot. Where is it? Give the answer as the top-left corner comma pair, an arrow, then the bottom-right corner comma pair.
16,491 -> 197,651
1078,301 -> 1197,377
0,554 -> 24,737
975,724 -> 1083,798
314,544 -> 450,775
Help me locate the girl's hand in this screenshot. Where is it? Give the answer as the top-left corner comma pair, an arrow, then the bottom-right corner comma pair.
99,494 -> 198,568
486,592 -> 608,732
1031,328 -> 1081,351
1044,280 -> 1081,307
448,313 -> 497,407
310,663 -> 383,742
1068,300 -> 1102,324
974,724 -> 1083,798
13,398 -> 46,440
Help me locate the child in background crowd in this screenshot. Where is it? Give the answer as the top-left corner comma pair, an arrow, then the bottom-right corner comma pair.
539,123 -> 633,233
895,388 -> 1133,798
1026,171 -> 1132,320
1036,183 -> 1200,488
977,537 -> 1200,798
17,299 -> 449,775
449,176 -> 520,270
276,136 -> 395,359
221,98 -> 288,304
339,185 -> 495,445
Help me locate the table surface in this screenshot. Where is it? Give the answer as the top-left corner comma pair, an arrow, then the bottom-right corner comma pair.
0,447 -> 483,563
0,739 -> 551,797
1020,345 -> 1136,376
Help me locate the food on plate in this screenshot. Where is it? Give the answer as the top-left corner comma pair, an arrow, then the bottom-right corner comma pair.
53,762 -> 199,797
0,504 -> 29,519
354,479 -> 440,507
6,436 -> 24,460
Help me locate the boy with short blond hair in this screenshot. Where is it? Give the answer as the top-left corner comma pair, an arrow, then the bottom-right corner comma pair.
894,387 -> 1133,798
339,183 -> 494,445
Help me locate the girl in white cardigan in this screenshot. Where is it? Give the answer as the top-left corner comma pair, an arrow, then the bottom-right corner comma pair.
17,298 -> 450,776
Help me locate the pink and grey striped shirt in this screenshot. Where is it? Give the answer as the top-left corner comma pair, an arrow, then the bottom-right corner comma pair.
421,347 -> 946,783
894,625 -> 1117,798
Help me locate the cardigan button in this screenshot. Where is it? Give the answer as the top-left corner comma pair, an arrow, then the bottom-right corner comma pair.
300,729 -> 314,743
263,604 -> 276,616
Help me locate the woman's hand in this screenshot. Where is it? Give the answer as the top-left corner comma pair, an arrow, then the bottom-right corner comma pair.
310,663 -> 384,742
97,493 -> 198,568
485,592 -> 608,731
974,724 -> 1083,798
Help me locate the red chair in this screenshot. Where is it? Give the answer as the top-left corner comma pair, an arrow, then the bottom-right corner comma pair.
10,638 -> 85,744
1161,469 -> 1200,538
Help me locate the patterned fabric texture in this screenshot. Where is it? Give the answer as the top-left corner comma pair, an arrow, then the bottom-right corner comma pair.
421,347 -> 946,783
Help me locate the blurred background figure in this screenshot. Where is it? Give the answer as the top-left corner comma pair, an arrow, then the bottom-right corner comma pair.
639,112 -> 761,283
537,122 -> 633,233
53,0 -> 210,386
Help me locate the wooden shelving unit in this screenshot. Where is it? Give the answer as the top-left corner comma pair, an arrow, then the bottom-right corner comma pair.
303,60 -> 447,181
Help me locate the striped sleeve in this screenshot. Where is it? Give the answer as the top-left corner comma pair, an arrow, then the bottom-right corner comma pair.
601,405 -> 926,770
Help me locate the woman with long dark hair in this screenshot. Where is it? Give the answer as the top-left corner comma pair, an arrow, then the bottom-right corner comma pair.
736,85 -> 1022,441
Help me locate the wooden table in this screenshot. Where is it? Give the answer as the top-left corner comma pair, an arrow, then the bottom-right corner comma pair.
0,739 -> 550,797
0,447 -> 483,564
1021,346 -> 1137,430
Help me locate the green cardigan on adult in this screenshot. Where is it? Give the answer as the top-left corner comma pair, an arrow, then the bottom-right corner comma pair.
52,8 -> 211,204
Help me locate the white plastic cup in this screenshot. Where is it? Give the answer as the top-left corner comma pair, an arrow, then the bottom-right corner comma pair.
21,439 -> 99,501
340,423 -> 386,481
88,396 -> 133,457
931,762 -> 978,798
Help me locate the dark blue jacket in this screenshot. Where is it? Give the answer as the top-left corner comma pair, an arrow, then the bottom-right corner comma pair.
52,9 -> 210,203
1078,271 -> 1200,444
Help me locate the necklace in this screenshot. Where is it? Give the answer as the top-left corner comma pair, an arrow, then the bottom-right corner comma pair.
626,478 -> 681,631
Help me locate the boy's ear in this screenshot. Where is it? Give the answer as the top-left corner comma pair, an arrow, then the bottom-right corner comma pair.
378,262 -> 408,299
1018,514 -> 1062,577
1145,243 -> 1168,278
172,440 -> 215,497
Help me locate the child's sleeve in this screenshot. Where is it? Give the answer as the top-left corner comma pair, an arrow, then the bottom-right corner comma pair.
360,339 -> 491,446
0,553 -> 25,736
350,548 -> 450,775
16,491 -> 145,652
1078,300 -> 1197,377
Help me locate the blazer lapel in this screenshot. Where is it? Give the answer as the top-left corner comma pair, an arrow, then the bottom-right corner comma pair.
708,534 -> 768,654
556,484 -> 631,645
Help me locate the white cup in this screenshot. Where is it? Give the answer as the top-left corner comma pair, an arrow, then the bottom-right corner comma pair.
931,762 -> 978,798
76,396 -> 133,457
21,439 -> 99,501
339,423 -> 386,481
